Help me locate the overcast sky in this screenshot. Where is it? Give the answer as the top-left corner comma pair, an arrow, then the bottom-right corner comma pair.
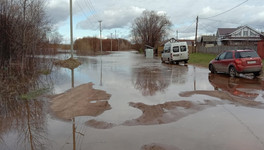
46,0 -> 264,43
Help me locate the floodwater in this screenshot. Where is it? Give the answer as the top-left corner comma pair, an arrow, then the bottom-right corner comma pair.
1,51 -> 264,150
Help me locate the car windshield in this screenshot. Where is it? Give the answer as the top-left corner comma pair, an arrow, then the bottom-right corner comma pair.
235,51 -> 259,58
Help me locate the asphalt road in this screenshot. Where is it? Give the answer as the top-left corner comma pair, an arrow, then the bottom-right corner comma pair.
1,51 -> 264,150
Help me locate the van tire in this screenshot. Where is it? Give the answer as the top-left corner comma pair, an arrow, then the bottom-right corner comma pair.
161,58 -> 165,63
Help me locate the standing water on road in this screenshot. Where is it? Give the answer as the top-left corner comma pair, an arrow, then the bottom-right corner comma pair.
1,51 -> 264,150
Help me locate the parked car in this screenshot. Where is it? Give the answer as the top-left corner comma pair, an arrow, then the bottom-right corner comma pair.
209,49 -> 263,77
161,41 -> 189,64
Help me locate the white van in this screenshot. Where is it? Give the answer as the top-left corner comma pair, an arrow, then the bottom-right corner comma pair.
161,41 -> 189,64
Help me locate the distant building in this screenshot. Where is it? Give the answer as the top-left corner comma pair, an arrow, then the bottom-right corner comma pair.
216,25 -> 264,46
200,35 -> 217,47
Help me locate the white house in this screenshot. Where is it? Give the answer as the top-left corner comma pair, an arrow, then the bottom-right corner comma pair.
216,25 -> 264,46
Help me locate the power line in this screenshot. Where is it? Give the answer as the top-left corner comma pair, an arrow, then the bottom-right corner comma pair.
201,0 -> 248,19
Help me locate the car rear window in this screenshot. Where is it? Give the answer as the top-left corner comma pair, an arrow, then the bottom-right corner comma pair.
235,51 -> 259,58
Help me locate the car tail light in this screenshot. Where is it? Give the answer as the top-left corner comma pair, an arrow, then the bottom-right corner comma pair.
235,59 -> 242,65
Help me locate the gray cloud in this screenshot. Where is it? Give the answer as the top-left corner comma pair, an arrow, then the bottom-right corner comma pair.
46,0 -> 264,39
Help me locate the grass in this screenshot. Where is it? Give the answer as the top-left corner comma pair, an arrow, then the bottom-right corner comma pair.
189,53 -> 217,68
20,88 -> 49,100
54,57 -> 81,69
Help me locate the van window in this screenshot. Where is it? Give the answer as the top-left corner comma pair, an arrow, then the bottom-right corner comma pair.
173,46 -> 179,52
164,46 -> 170,53
180,46 -> 186,52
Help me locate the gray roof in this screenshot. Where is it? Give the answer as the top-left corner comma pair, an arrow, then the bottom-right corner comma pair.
217,28 -> 237,36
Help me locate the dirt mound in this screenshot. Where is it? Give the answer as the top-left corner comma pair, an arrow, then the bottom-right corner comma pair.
85,119 -> 116,129
50,83 -> 111,120
122,100 -> 217,126
141,143 -> 181,150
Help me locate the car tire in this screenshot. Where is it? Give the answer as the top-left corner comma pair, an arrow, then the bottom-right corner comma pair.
209,64 -> 216,74
161,58 -> 165,63
253,71 -> 261,77
229,66 -> 237,77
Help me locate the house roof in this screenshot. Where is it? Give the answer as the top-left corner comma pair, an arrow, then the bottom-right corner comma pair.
217,28 -> 237,36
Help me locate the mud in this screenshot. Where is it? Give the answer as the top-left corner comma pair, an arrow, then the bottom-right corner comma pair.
122,100 -> 219,126
85,119 -> 116,129
141,143 -> 181,150
50,83 -> 111,120
180,90 -> 263,107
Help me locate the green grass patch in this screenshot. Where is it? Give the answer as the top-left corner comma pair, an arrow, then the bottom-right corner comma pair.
189,53 -> 217,68
20,88 -> 49,100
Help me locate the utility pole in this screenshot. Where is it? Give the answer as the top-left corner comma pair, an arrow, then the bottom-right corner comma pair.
70,0 -> 73,58
99,20 -> 102,54
111,33 -> 113,51
116,30 -> 119,51
195,16 -> 199,53
176,30 -> 179,40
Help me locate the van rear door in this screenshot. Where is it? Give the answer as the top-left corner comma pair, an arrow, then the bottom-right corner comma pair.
180,45 -> 188,60
172,46 -> 180,60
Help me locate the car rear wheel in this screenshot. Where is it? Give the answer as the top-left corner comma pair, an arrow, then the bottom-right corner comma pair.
229,66 -> 237,77
253,71 -> 261,77
209,64 -> 216,74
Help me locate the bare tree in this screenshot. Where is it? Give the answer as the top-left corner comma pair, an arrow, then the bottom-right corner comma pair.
0,0 -> 50,73
131,10 -> 172,50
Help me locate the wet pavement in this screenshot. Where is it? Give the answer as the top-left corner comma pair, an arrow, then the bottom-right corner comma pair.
1,51 -> 264,150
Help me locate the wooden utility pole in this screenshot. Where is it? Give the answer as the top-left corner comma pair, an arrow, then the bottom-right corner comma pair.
111,33 -> 113,51
70,0 -> 73,58
195,16 -> 199,53
99,20 -> 102,54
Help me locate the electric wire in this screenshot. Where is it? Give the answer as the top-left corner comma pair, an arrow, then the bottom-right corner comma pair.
201,0 -> 248,19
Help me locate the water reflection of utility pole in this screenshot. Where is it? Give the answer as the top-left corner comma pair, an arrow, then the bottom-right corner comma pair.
100,57 -> 103,86
193,66 -> 196,91
71,68 -> 76,150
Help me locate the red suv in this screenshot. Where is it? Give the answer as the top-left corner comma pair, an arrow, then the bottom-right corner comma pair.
209,50 -> 263,77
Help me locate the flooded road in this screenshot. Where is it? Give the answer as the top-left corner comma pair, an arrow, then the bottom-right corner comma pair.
1,51 -> 264,150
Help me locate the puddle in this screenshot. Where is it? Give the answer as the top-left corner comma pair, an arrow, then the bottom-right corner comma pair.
1,51 -> 264,150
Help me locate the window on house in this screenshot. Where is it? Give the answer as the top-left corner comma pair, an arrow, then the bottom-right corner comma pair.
243,31 -> 248,37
